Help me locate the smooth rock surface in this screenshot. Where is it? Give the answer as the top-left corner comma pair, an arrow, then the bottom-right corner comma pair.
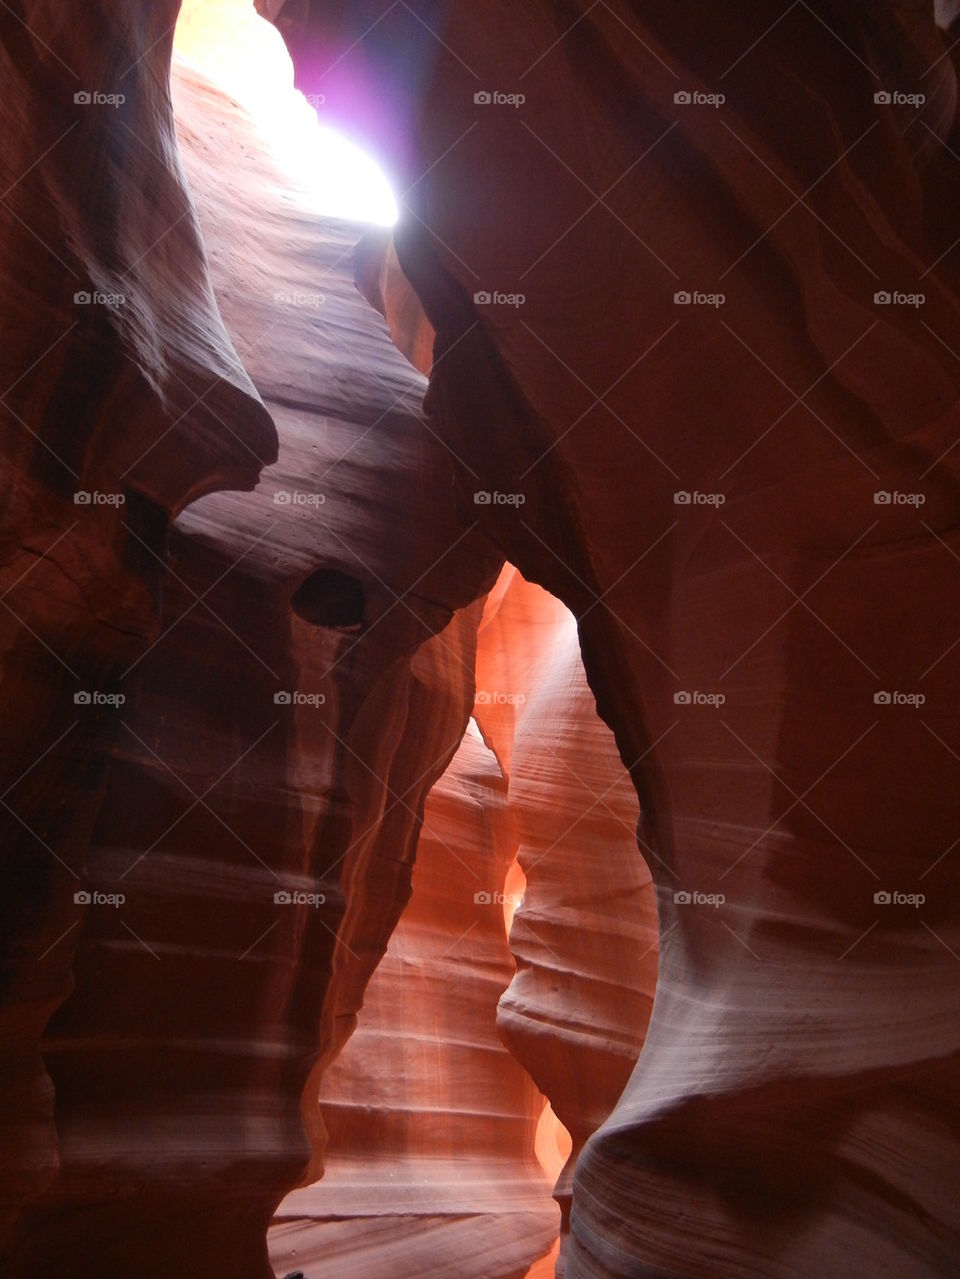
271,720 -> 559,1279
268,2 -> 960,1274
475,569 -> 658,1272
1,46 -> 499,1278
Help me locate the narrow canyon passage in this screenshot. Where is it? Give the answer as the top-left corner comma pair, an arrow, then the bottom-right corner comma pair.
170,60 -> 660,1274
0,33 -> 657,1275
270,568 -> 659,1278
2,2 -> 960,1277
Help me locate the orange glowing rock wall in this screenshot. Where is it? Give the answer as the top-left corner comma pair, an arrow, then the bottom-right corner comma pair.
271,566 -> 656,1277
267,2 -> 960,1275
475,570 -> 657,1270
271,720 -> 559,1279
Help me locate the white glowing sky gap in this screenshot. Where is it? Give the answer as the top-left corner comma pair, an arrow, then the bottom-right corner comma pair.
174,0 -> 398,226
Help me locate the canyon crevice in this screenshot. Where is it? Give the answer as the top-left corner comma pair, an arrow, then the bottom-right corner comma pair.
3,2 -> 960,1277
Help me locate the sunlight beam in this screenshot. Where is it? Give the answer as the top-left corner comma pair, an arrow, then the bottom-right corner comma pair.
174,0 -> 398,226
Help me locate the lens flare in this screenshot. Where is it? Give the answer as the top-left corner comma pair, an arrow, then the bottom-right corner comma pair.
174,0 -> 398,225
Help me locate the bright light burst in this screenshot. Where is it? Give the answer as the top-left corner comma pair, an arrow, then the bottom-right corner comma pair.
174,0 -> 398,226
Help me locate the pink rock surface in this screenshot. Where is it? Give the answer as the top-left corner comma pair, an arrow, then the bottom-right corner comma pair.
271,721 -> 558,1279
4,1 -> 960,1275
0,0 -> 275,1247
269,2 -> 960,1274
476,570 -> 658,1271
1,44 -> 499,1278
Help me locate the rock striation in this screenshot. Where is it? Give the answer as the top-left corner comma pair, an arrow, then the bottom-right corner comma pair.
1,40 -> 500,1278
268,2 -> 960,1275
0,0 -> 275,1251
3,0 -> 960,1276
272,564 -> 659,1278
271,719 -> 558,1279
474,569 -> 658,1272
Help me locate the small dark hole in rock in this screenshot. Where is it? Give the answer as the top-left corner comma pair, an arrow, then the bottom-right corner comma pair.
291,568 -> 365,630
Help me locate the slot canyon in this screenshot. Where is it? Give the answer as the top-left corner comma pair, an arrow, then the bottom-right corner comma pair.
1,1 -> 959,1276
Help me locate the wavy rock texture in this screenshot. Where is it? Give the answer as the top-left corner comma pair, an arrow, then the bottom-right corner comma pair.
270,562 -> 657,1279
271,718 -> 558,1279
5,0 -> 960,1275
474,569 -> 658,1273
269,2 -> 960,1275
0,0 -> 275,1246
1,42 -> 501,1278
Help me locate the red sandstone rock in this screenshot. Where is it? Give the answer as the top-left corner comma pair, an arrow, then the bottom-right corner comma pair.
0,0 -> 274,1248
1,43 -> 499,1278
271,721 -> 558,1279
271,565 -> 656,1278
4,0 -> 960,1275
269,2 -> 960,1275
475,570 -> 658,1272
